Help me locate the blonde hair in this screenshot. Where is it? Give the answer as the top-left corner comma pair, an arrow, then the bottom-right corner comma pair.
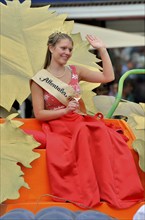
44,32 -> 73,69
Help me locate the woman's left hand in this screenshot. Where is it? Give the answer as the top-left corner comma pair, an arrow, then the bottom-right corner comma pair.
86,35 -> 106,50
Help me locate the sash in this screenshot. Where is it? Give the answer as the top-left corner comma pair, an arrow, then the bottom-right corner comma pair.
32,69 -> 76,106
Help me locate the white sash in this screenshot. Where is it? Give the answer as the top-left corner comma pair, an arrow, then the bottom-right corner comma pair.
32,69 -> 75,106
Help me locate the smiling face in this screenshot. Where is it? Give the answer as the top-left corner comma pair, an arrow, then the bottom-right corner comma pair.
49,38 -> 73,65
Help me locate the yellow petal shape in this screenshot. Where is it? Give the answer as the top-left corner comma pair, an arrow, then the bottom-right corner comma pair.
0,114 -> 40,203
133,115 -> 145,130
80,81 -> 100,115
139,102 -> 145,112
132,139 -> 145,172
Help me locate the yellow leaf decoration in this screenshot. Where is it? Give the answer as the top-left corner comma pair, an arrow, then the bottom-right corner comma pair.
0,113 -> 40,203
0,0 -> 101,112
69,33 -> 101,71
80,81 -> 100,115
133,115 -> 145,130
132,139 -> 145,172
0,106 -> 20,118
93,96 -> 145,117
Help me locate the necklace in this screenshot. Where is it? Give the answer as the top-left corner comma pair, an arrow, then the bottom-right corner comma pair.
47,66 -> 66,78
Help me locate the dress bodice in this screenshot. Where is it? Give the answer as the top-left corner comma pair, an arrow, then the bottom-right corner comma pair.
44,65 -> 80,110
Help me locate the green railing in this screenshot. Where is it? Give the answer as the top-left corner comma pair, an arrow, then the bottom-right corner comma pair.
106,69 -> 145,118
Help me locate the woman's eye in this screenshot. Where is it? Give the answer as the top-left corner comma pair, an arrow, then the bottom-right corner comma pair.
61,47 -> 72,52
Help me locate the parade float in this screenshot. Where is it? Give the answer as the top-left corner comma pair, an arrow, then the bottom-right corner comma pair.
0,1 -> 145,219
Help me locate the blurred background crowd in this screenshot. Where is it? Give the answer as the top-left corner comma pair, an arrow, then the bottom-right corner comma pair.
94,46 -> 145,103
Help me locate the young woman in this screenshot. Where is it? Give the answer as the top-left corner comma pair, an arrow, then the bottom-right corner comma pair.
30,32 -> 144,209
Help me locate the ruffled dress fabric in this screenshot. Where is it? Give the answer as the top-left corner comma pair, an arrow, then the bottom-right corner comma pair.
41,66 -> 144,209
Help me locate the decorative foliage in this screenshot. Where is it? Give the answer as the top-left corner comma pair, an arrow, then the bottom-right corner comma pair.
0,114 -> 40,203
80,81 -> 99,115
0,106 -> 20,118
0,0 -> 101,112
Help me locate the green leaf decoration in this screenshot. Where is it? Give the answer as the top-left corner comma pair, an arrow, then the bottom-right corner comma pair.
0,113 -> 40,203
1,0 -> 101,111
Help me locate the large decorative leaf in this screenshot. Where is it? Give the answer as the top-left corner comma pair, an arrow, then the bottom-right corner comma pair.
0,0 -> 101,111
69,33 -> 101,70
93,96 -> 145,139
93,96 -> 145,116
0,113 -> 40,203
80,81 -> 99,115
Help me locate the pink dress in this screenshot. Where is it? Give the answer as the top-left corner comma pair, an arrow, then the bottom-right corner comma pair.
38,66 -> 144,209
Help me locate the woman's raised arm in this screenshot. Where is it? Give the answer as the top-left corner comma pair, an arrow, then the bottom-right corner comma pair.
77,35 -> 115,83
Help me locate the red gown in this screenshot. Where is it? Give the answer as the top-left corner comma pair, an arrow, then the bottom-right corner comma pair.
36,66 -> 144,209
